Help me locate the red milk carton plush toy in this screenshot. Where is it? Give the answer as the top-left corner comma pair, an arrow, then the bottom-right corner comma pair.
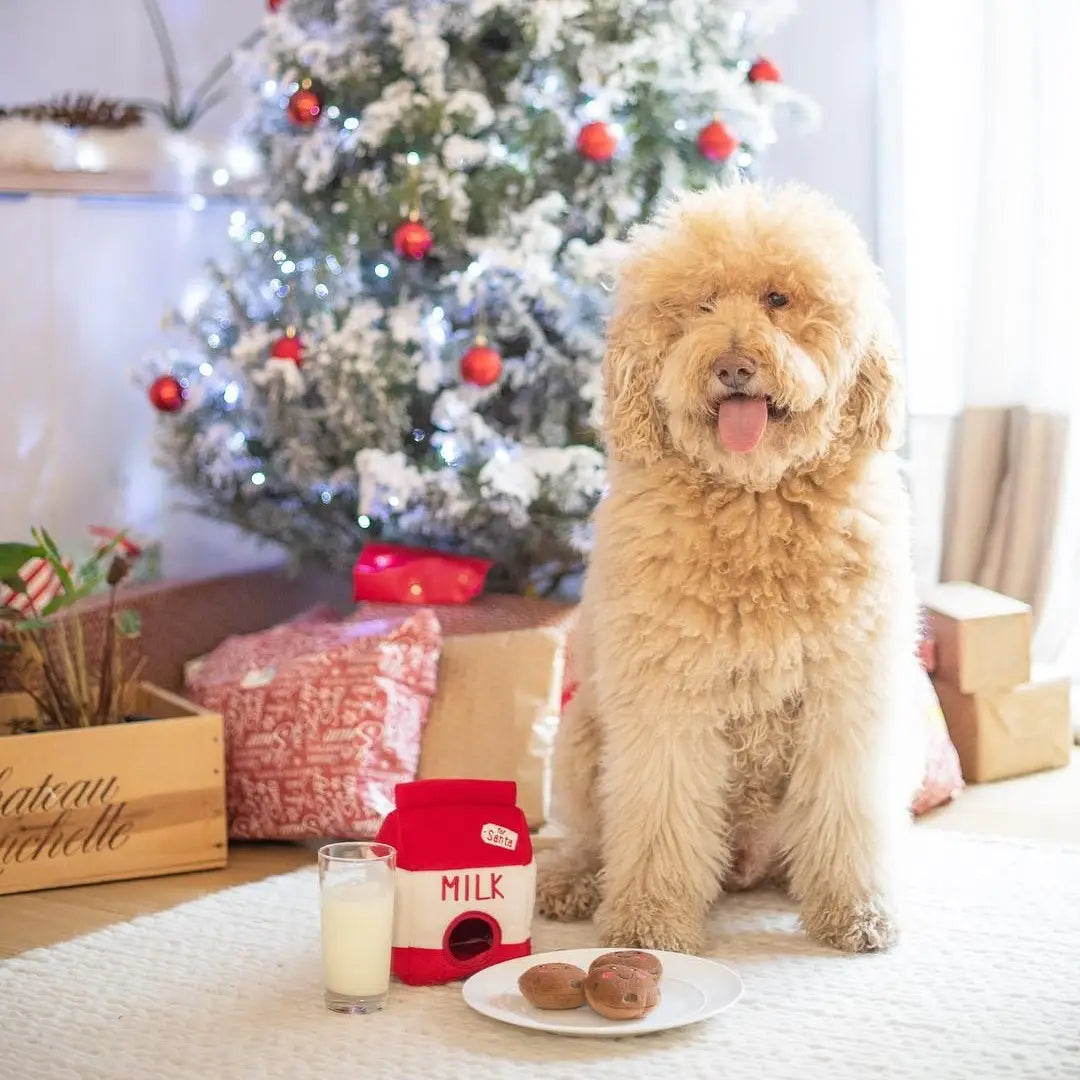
376,778 -> 535,986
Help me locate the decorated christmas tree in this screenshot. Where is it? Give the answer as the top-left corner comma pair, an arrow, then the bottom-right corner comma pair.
147,0 -> 815,595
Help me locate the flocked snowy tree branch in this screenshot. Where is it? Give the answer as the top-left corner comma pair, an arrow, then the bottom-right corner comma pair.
144,0 -> 817,595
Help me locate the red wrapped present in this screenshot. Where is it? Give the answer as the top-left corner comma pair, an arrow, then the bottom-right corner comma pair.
376,778 -> 535,985
186,608 -> 443,840
353,543 -> 492,605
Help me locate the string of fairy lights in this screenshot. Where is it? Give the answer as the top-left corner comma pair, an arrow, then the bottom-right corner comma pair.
147,1 -> 786,524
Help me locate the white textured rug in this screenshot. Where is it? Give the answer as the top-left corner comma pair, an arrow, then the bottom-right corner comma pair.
3,832 -> 1079,1080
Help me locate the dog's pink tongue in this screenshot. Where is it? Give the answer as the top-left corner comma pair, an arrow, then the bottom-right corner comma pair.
716,396 -> 768,453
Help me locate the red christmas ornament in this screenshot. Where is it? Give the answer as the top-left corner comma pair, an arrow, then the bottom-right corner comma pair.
460,340 -> 502,387
286,80 -> 322,127
697,119 -> 738,162
393,218 -> 434,260
575,121 -> 617,163
148,374 -> 186,413
267,0 -> 284,9
748,57 -> 782,83
270,328 -> 304,366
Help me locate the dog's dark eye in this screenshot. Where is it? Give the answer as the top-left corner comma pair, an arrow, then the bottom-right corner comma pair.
765,291 -> 790,309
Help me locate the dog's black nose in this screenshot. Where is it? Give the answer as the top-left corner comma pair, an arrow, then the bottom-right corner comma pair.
712,353 -> 757,390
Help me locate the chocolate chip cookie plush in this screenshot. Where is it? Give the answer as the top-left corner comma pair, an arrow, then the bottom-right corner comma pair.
517,963 -> 587,1010
583,964 -> 658,1020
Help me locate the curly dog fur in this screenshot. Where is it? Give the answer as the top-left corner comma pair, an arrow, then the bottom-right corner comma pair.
537,183 -> 920,955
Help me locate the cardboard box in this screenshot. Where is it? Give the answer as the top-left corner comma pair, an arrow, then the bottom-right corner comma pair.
417,627 -> 566,829
932,670 -> 1072,782
0,683 -> 227,895
923,582 -> 1031,693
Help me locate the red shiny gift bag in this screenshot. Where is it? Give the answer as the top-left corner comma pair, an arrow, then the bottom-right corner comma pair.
353,543 -> 492,605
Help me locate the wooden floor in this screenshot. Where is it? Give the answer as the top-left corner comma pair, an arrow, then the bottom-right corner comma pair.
1,759 -> 1076,961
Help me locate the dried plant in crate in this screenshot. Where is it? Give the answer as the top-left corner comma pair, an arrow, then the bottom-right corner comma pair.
0,528 -> 144,731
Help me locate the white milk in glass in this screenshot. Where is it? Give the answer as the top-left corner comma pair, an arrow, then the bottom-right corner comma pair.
320,872 -> 395,997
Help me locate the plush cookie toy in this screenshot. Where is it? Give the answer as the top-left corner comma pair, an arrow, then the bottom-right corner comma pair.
517,952 -> 663,1021
517,963 -> 587,1010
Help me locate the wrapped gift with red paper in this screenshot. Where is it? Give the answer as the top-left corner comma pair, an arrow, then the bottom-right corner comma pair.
185,607 -> 443,840
353,543 -> 493,605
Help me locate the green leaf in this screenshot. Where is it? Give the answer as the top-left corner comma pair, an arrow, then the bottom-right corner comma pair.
2,573 -> 27,598
78,534 -> 122,580
0,543 -> 44,582
31,529 -> 77,599
116,610 -> 142,638
37,527 -> 62,562
15,617 -> 50,633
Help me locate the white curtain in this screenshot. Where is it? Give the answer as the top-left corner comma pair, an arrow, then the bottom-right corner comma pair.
885,0 -> 1080,687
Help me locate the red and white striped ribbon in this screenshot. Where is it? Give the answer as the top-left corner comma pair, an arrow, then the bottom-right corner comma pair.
0,556 -> 63,615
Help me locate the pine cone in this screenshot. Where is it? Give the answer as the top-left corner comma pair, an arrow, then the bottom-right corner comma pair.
0,94 -> 143,130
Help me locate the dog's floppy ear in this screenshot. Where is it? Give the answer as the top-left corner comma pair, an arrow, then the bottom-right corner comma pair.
602,307 -> 666,465
846,332 -> 904,452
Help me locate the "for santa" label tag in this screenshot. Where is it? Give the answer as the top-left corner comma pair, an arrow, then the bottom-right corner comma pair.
480,823 -> 518,851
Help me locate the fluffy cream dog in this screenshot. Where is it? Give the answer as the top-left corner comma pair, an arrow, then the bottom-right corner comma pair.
537,182 -> 919,955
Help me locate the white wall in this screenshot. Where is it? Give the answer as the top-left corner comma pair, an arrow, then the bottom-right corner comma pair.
0,0 -> 276,579
0,0 -> 261,138
760,0 -> 880,253
0,0 -> 882,581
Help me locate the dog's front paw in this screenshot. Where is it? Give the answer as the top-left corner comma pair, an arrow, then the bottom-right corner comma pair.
596,894 -> 706,955
535,850 -> 600,922
802,896 -> 898,953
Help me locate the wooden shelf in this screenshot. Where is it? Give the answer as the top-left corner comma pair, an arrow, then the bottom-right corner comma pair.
0,168 -> 253,200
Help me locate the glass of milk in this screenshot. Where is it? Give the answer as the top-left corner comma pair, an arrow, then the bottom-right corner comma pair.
317,842 -> 397,1014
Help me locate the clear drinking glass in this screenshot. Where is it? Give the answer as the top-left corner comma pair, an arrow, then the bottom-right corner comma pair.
318,841 -> 397,1014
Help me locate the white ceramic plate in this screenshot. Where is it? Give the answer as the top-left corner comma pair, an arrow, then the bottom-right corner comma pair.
461,948 -> 743,1038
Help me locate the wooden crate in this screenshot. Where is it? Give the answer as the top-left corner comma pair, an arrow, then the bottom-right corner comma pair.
0,683 -> 227,896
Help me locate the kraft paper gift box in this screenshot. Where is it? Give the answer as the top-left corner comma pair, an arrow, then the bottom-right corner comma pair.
922,582 -> 1031,693
416,627 -> 567,830
932,668 -> 1072,783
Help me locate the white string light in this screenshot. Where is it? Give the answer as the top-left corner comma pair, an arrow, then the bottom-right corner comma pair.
199,361 -> 214,376
251,471 -> 266,486
374,263 -> 390,279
